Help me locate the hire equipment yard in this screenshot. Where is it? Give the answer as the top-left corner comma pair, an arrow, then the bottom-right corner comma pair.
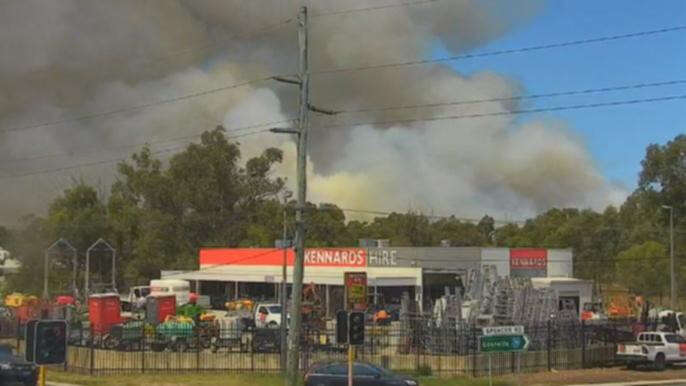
0,245 -> 681,378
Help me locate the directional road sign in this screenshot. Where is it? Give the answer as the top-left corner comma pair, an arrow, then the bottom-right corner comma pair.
483,325 -> 524,336
480,334 -> 530,353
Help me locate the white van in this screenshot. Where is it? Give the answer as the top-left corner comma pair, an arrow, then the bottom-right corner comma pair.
149,279 -> 190,306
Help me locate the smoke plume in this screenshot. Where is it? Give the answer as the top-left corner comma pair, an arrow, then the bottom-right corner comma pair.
0,0 -> 625,224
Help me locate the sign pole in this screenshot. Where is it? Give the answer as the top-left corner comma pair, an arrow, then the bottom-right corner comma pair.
488,354 -> 492,386
39,365 -> 46,386
348,343 -> 353,386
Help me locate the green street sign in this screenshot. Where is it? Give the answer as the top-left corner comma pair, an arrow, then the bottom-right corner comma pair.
480,334 -> 529,353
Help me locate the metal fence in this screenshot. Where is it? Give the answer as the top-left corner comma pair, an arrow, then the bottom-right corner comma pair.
0,317 -> 631,376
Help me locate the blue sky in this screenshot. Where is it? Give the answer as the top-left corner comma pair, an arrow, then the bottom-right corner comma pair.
437,0 -> 685,191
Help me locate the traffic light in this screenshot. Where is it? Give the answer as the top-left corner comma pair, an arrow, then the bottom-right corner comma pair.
336,310 -> 348,344
25,320 -> 38,362
34,320 -> 67,365
348,311 -> 364,345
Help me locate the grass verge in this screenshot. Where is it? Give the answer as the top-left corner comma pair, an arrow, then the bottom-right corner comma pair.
47,371 -> 513,386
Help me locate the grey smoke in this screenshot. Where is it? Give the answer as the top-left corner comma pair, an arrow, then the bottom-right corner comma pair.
0,0 -> 625,224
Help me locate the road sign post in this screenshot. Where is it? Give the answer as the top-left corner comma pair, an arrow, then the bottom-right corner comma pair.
344,272 -> 367,386
480,326 -> 529,386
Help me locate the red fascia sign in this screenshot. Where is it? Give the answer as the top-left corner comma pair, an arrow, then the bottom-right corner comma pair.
510,248 -> 547,270
199,248 -> 366,268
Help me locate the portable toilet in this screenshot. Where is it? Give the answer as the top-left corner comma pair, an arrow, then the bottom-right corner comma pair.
146,294 -> 176,324
89,293 -> 122,334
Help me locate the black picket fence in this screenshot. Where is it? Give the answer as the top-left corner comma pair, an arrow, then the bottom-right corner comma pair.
1,317 -> 632,376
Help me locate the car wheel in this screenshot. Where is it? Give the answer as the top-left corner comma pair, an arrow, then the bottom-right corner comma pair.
103,335 -> 119,350
654,353 -> 666,371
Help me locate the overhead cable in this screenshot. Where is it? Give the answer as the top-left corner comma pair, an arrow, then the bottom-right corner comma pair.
316,94 -> 686,130
313,25 -> 686,74
332,79 -> 686,114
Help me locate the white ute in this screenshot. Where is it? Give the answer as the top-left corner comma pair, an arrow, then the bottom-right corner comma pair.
617,331 -> 686,370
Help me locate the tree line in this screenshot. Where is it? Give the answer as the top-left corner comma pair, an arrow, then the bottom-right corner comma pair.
1,127 -> 684,300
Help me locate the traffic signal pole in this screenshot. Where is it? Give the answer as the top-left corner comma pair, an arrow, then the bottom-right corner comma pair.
39,366 -> 46,386
348,344 -> 353,386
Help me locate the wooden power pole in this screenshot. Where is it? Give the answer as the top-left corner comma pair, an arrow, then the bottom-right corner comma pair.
286,6 -> 310,386
272,7 -> 336,385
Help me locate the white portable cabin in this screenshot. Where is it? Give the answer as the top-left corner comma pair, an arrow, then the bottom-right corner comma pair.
531,277 -> 594,319
149,279 -> 190,306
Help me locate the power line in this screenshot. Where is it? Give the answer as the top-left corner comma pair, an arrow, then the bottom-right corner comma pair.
0,118 -> 295,164
332,79 -> 686,114
0,76 -> 280,134
316,93 -> 686,130
0,128 -> 272,180
313,25 -> 686,75
311,0 -> 439,17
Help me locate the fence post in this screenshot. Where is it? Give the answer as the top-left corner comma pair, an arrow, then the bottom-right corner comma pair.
141,324 -> 146,374
511,351 -> 515,374
196,327 -> 201,373
546,320 -> 552,372
250,332 -> 254,372
472,328 -> 477,378
414,324 -> 420,373
89,333 -> 95,375
15,317 -> 21,353
581,320 -> 586,369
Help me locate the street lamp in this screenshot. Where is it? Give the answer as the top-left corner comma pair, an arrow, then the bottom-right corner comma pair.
661,205 -> 676,309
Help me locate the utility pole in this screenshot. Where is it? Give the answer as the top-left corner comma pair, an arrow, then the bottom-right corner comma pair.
280,190 -> 292,373
287,7 -> 310,385
271,7 -> 336,385
670,207 -> 676,309
662,205 -> 676,309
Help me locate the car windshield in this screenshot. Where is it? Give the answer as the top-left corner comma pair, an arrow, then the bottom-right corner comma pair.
664,334 -> 685,343
267,306 -> 282,313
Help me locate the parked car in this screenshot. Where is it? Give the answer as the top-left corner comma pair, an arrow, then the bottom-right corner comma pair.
0,344 -> 37,385
305,361 -> 418,386
617,331 -> 686,370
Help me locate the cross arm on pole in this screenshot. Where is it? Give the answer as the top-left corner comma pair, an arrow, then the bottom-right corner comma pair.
269,128 -> 299,135
308,104 -> 338,115
272,76 -> 302,85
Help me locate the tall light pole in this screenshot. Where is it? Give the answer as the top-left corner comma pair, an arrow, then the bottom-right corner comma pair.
280,189 -> 292,373
662,205 -> 676,309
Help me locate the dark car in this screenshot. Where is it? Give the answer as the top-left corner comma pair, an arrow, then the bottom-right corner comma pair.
0,344 -> 37,386
305,361 -> 418,386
